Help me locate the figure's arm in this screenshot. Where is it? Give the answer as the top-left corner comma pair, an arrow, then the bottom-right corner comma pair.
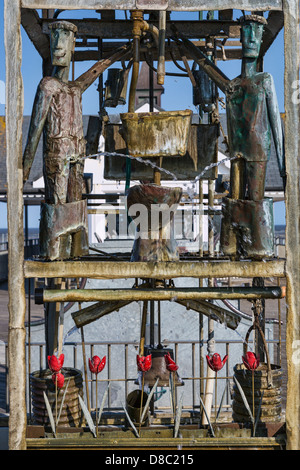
75,44 -> 132,94
265,74 -> 285,181
23,79 -> 53,182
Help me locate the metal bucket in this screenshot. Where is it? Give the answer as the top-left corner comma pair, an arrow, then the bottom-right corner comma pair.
143,346 -> 184,387
232,363 -> 282,423
30,368 -> 84,427
120,109 -> 192,158
104,68 -> 129,107
126,390 -> 149,426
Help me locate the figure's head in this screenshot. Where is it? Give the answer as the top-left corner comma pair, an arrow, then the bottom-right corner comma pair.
49,21 -> 77,67
239,15 -> 267,58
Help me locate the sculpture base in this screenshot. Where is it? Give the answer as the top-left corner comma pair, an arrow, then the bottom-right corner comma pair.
220,197 -> 275,259
39,200 -> 89,261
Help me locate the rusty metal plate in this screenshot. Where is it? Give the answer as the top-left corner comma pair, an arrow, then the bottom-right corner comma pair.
120,110 -> 192,158
104,122 -> 219,180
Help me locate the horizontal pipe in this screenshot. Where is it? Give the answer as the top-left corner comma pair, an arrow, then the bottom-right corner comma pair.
24,260 -> 286,280
37,286 -> 285,304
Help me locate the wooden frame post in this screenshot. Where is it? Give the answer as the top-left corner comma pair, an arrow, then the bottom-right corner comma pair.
4,0 -> 27,451
3,0 -> 300,451
283,0 -> 300,451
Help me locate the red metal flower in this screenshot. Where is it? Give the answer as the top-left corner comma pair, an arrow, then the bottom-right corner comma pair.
52,372 -> 65,389
48,354 -> 64,373
242,351 -> 260,371
89,355 -> 106,375
136,354 -> 152,372
164,352 -> 179,372
206,353 -> 228,372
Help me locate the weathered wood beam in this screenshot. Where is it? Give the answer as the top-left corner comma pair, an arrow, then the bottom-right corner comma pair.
42,19 -> 242,40
4,0 -> 27,451
259,10 -> 284,57
40,286 -> 285,303
24,259 -> 286,280
71,294 -> 241,330
283,0 -> 300,451
74,45 -> 242,62
21,8 -> 50,61
21,0 -> 283,12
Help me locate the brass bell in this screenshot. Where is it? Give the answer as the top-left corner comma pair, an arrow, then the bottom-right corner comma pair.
143,346 -> 184,387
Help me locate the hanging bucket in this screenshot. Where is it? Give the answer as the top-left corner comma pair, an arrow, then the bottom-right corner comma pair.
120,109 -> 192,158
142,346 -> 184,387
30,368 -> 84,427
104,68 -> 129,108
232,363 -> 282,423
126,390 -> 149,426
232,321 -> 282,423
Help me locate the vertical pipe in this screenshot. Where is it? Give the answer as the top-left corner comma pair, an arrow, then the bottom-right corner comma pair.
149,52 -> 154,113
192,342 -> 195,410
77,279 -> 91,412
107,344 -> 111,409
128,11 -> 143,113
90,344 -> 94,409
128,37 -> 140,113
157,11 -> 166,85
277,277 -> 282,366
125,344 -> 128,401
202,180 -> 215,425
199,181 -> 204,402
4,0 -> 27,450
139,301 -> 148,356
28,277 -> 31,424
150,300 -> 155,348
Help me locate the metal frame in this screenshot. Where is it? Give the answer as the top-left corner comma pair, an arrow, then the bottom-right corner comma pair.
4,0 -> 299,450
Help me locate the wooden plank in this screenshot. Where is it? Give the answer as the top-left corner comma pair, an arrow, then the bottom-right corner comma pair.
26,435 -> 285,450
283,0 -> 300,451
41,286 -> 285,303
21,8 -> 50,61
4,0 -> 27,451
24,259 -> 286,280
74,46 -> 242,62
21,0 -> 283,12
259,10 -> 284,57
41,19 -> 242,40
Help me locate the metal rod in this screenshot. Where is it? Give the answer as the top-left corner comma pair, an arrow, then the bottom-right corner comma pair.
157,10 -> 166,85
139,301 -> 148,356
40,286 -> 285,303
128,10 -> 143,113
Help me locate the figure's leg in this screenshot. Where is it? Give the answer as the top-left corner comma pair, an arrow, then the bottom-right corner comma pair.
229,158 -> 246,200
44,155 -> 69,205
67,162 -> 88,256
245,161 -> 267,201
67,161 -> 84,203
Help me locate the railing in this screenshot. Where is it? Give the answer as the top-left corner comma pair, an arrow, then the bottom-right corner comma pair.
0,337 -> 283,417
0,238 -> 39,253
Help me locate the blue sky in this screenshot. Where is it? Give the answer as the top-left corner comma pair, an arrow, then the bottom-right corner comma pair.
0,3 -> 286,227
